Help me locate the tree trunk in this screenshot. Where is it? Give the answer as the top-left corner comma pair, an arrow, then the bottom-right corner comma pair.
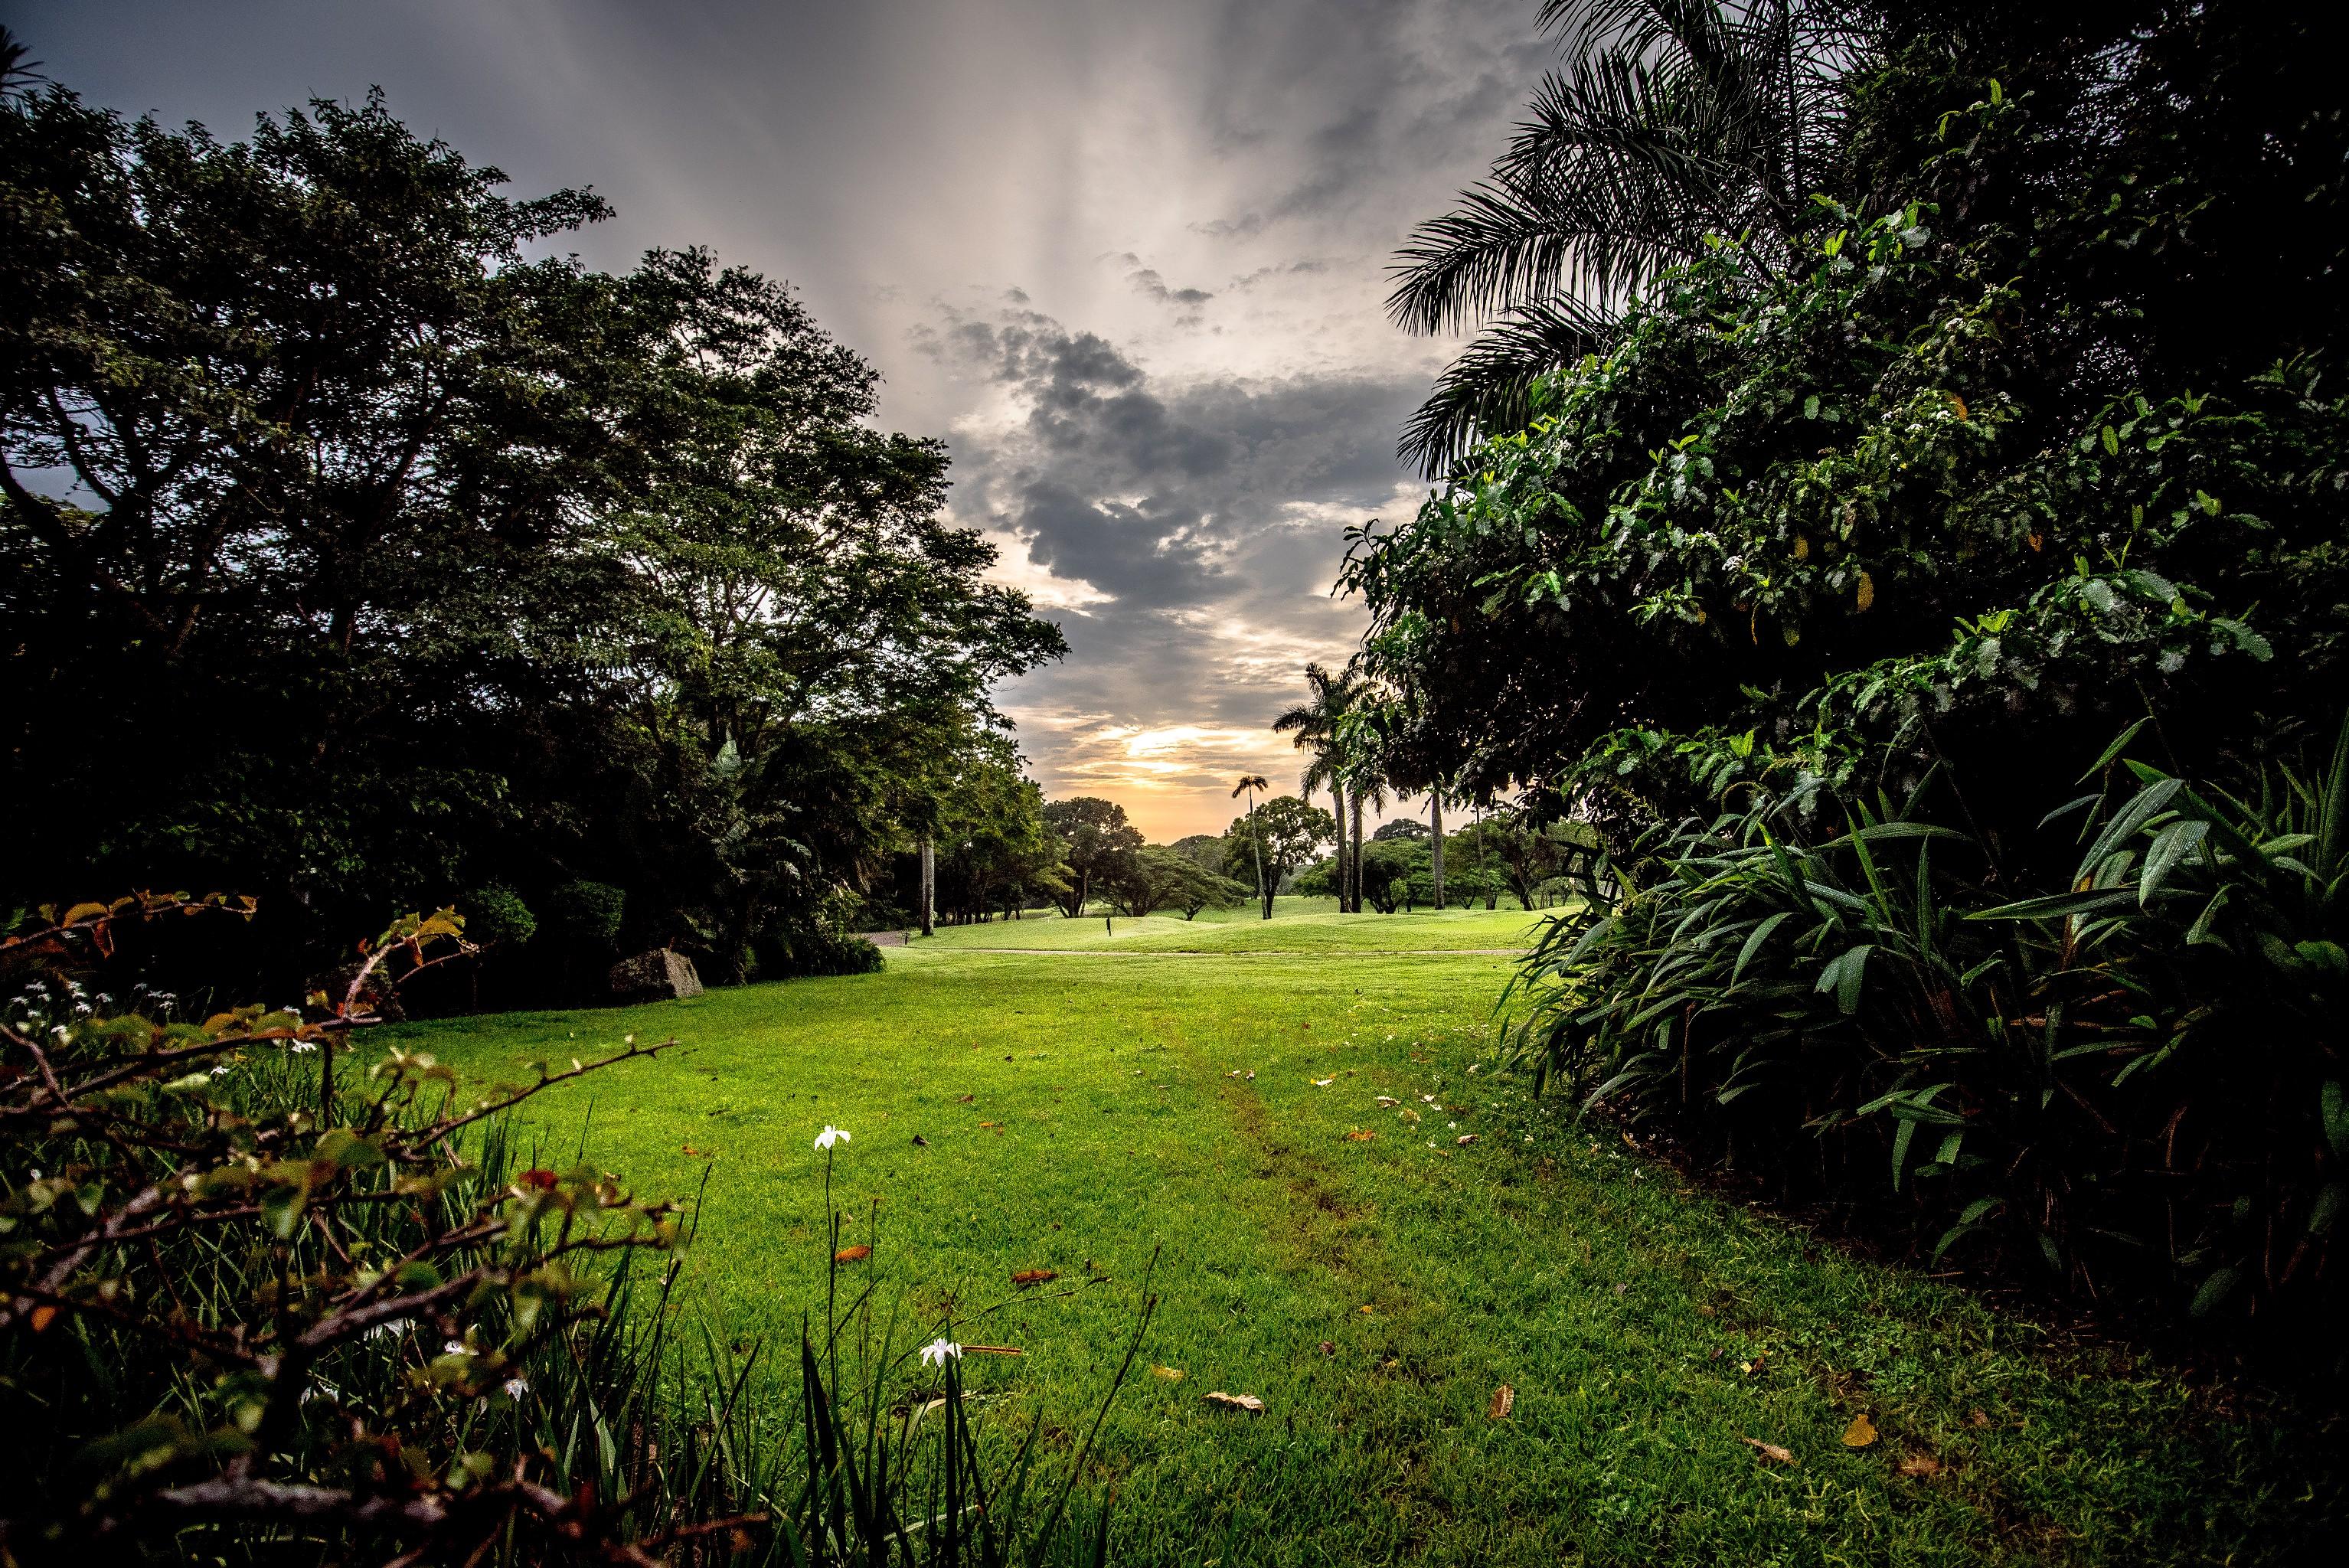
1350,792 -> 1364,914
1430,789 -> 1445,910
1330,782 -> 1348,913
919,836 -> 935,937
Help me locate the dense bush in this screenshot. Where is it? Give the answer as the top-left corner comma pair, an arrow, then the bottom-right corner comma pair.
1504,717 -> 2347,1350
0,900 -> 1141,1562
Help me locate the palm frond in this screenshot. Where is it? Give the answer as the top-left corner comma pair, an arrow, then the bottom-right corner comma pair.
1399,296 -> 1620,478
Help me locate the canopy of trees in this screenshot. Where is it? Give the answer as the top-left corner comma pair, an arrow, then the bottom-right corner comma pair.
1,83 -> 1063,996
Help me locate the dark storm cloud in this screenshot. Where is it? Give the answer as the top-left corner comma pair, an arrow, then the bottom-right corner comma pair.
918,307 -> 1420,613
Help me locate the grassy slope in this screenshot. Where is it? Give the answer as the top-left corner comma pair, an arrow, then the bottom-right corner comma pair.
407,916 -> 2339,1567
914,900 -> 1547,952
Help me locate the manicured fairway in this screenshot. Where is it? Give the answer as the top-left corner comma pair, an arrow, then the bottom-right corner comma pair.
406,912 -> 2341,1566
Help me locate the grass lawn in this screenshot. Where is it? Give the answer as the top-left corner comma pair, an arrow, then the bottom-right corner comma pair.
405,911 -> 2341,1566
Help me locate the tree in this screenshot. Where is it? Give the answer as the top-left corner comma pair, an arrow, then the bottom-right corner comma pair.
0,77 -> 1067,998
1099,845 -> 1249,919
1230,774 -> 1270,917
1389,0 -> 1861,475
1273,662 -> 1364,910
926,738 -> 1067,925
1221,796 -> 1335,919
1040,797 -> 1142,916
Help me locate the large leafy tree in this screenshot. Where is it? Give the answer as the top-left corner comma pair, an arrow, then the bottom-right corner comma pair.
1220,797 -> 1335,918
0,77 -> 1063,993
1039,797 -> 1144,916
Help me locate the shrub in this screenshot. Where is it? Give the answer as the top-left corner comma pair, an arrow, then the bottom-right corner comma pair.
462,883 -> 537,946
753,926 -> 884,979
545,879 -> 626,951
0,899 -> 1137,1561
1501,720 -> 2349,1355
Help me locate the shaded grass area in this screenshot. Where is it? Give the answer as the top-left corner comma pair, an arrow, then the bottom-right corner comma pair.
406,932 -> 2343,1566
913,902 -> 1547,953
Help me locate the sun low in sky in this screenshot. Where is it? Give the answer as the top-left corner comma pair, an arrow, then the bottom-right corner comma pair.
23,0 -> 1553,838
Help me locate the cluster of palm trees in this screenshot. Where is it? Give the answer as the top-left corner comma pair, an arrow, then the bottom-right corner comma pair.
1272,662 -> 1451,913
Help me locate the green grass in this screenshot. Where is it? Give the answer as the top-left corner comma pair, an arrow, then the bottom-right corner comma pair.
403,914 -> 2341,1566
913,900 -> 1547,953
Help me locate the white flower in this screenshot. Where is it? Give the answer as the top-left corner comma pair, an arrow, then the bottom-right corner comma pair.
814,1125 -> 851,1151
289,1041 -> 319,1054
503,1376 -> 529,1398
210,1065 -> 234,1077
366,1319 -> 410,1341
443,1338 -> 472,1357
920,1338 -> 962,1367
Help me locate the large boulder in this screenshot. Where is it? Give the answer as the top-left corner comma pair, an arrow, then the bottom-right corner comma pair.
607,948 -> 704,1002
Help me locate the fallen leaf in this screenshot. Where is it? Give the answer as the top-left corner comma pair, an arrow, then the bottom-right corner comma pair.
1201,1391 -> 1266,1415
29,1305 -> 56,1334
1344,1129 -> 1376,1142
1358,1304 -> 1374,1315
1318,1341 -> 1336,1356
1151,1365 -> 1186,1381
1612,1282 -> 1628,1296
1455,1134 -> 1478,1146
1741,1437 -> 1795,1465
1695,1304 -> 1717,1317
1622,1130 -> 1639,1149
1376,1096 -> 1400,1107
957,1094 -> 975,1102
834,1244 -> 872,1263
1312,1077 -> 1336,1087
681,1145 -> 712,1158
1227,1070 -> 1242,1078
1966,1409 -> 1990,1429
1841,1413 -> 1878,1449
1399,1107 -> 1422,1125
978,1120 -> 1000,1129
1488,1383 -> 1515,1420
1897,1452 -> 1942,1478
1011,1269 -> 1057,1286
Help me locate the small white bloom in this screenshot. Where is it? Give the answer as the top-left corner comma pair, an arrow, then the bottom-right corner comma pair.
814,1125 -> 851,1151
290,1041 -> 319,1055
919,1337 -> 962,1367
503,1376 -> 529,1398
210,1065 -> 234,1077
443,1338 -> 472,1357
366,1319 -> 410,1341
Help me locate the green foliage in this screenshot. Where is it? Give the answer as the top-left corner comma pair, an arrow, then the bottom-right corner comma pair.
462,884 -> 537,948
1100,845 -> 1251,920
546,879 -> 627,951
1042,798 -> 1144,916
0,900 -> 1133,1561
1503,720 -> 2349,1344
1221,797 -> 1336,918
0,75 -> 1063,999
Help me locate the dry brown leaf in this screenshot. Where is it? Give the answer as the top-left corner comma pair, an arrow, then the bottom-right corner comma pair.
1399,1107 -> 1422,1125
1357,1304 -> 1375,1315
834,1244 -> 872,1263
978,1120 -> 1001,1129
957,1093 -> 975,1102
1966,1409 -> 1990,1429
1376,1096 -> 1400,1107
1010,1269 -> 1057,1286
29,1305 -> 56,1334
1841,1413 -> 1878,1449
1344,1129 -> 1376,1142
1455,1134 -> 1479,1146
1897,1452 -> 1942,1478
1694,1305 -> 1717,1318
1740,1437 -> 1795,1465
1151,1365 -> 1185,1381
1318,1341 -> 1335,1356
1488,1383 -> 1515,1420
1201,1390 -> 1266,1415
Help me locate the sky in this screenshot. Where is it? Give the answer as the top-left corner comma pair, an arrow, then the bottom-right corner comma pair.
9,0 -> 1555,839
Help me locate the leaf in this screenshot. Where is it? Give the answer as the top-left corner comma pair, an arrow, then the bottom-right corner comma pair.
834,1244 -> 871,1263
1201,1391 -> 1266,1415
1741,1437 -> 1795,1465
1151,1365 -> 1186,1382
1312,1077 -> 1336,1087
2321,1081 -> 2349,1163
2101,423 -> 2119,455
1897,1453 -> 1942,1478
1488,1383 -> 1515,1420
1855,570 -> 1875,612
1011,1269 -> 1057,1286
1841,1413 -> 1879,1449
1344,1129 -> 1377,1142
2189,1266 -> 2240,1318
28,1305 -> 56,1334
1455,1134 -> 1479,1145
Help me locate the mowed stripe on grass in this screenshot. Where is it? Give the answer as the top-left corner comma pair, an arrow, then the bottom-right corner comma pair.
405,923 -> 2341,1566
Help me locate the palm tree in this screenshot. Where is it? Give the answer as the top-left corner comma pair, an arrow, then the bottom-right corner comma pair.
1273,662 -> 1361,912
1339,754 -> 1390,915
1388,0 -> 1863,475
1231,774 -> 1270,918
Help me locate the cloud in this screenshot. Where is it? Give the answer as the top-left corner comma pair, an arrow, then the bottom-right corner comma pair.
917,302 -> 1428,835
1127,267 -> 1214,307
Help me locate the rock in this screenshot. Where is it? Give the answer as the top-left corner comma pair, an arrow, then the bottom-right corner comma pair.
607,948 -> 704,1002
